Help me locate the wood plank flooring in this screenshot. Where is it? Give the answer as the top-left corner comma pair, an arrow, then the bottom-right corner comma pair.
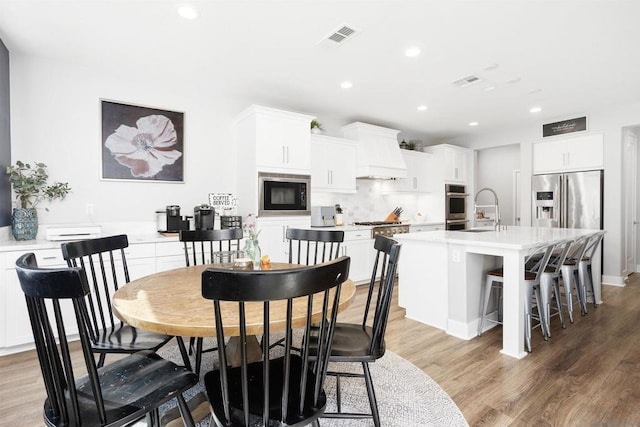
2,274 -> 639,426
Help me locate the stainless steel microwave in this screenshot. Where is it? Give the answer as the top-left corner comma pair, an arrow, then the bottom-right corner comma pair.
258,172 -> 311,217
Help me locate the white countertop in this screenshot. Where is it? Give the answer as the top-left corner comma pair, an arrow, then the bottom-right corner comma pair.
394,226 -> 602,250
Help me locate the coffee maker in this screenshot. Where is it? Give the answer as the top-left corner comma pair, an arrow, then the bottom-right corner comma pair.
194,204 -> 215,230
166,205 -> 183,232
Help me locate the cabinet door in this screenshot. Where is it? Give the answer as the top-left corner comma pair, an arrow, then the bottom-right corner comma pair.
1,250 -> 73,348
532,140 -> 566,173
565,133 -> 604,171
257,218 -> 311,263
409,224 -> 444,232
443,146 -> 467,183
311,136 -> 357,193
533,134 -> 604,174
390,151 -> 433,192
256,115 -> 310,172
341,230 -> 374,283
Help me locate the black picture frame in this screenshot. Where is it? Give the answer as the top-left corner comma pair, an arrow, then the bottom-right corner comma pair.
542,116 -> 587,138
101,100 -> 184,182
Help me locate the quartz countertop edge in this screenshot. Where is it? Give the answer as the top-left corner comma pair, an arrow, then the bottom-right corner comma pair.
394,226 -> 602,250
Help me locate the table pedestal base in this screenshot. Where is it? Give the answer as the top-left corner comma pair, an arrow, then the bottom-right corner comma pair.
225,335 -> 262,367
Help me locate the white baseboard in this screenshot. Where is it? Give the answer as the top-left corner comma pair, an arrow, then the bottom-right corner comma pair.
446,319 -> 475,341
602,275 -> 626,287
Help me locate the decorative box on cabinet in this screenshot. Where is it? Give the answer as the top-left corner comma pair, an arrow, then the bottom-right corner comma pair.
310,135 -> 357,193
532,133 -> 604,174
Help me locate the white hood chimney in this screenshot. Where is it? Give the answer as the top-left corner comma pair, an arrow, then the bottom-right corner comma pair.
342,122 -> 407,179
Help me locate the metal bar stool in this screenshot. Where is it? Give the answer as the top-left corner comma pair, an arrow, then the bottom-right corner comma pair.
559,235 -> 591,319
478,243 -> 555,352
578,231 -> 605,313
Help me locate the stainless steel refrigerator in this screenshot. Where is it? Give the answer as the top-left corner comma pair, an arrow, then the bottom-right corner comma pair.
532,170 -> 603,229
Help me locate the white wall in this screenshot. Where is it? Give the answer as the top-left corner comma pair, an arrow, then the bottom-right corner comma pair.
475,144 -> 520,226
448,101 -> 640,284
8,54 -> 254,227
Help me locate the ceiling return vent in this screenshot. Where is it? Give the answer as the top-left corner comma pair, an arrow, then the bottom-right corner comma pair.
317,24 -> 361,48
453,74 -> 482,88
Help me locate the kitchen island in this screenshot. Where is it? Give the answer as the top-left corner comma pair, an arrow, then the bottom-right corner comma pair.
394,226 -> 602,359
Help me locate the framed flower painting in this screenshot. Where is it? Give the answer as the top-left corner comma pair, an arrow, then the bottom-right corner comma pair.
101,100 -> 184,182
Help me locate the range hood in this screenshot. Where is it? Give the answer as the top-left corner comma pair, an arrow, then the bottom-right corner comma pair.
342,122 -> 408,179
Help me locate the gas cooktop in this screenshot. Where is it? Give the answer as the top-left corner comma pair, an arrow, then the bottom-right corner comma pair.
353,221 -> 402,226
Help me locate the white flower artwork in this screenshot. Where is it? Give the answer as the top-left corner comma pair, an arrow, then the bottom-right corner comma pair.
101,101 -> 184,182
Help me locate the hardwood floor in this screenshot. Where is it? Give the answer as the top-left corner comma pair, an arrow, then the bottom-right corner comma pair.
2,274 -> 640,426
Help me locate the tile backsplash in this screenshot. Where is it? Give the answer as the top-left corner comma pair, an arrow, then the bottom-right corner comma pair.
311,180 -> 442,224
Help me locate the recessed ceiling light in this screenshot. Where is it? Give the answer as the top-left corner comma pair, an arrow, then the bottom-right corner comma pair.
417,105 -> 428,111
507,77 -> 521,84
405,47 -> 421,57
469,121 -> 479,127
177,5 -> 198,20
530,107 -> 542,113
484,63 -> 499,71
484,85 -> 496,92
528,88 -> 542,95
340,81 -> 353,89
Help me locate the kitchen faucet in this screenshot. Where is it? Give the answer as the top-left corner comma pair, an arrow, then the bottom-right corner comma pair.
474,187 -> 501,230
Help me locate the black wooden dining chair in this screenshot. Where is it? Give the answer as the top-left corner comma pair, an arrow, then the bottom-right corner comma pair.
180,228 -> 243,266
309,235 -> 401,427
202,256 -> 351,426
179,228 -> 244,376
287,228 -> 344,265
61,234 -> 190,369
15,253 -> 198,427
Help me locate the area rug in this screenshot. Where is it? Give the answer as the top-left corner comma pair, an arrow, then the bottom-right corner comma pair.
155,340 -> 468,427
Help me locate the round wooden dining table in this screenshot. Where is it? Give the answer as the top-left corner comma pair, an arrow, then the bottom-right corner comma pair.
112,262 -> 356,338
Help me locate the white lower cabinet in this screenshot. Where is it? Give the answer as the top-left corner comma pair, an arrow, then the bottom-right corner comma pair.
409,223 -> 444,233
256,217 -> 312,263
0,243 -> 157,355
1,249 -> 71,350
341,230 -> 374,283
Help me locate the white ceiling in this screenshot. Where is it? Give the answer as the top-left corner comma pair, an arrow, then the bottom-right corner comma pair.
1,0 -> 639,141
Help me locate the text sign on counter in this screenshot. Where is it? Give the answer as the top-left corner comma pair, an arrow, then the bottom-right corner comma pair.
208,193 -> 237,212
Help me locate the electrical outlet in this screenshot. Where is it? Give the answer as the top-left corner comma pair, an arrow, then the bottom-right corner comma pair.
86,204 -> 94,215
452,249 -> 461,263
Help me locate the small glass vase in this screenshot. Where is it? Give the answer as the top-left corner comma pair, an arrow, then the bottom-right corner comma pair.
243,239 -> 262,269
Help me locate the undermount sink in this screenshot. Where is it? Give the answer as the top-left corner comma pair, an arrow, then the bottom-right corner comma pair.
460,229 -> 494,233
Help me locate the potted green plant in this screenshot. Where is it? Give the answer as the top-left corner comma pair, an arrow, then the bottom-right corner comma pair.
310,119 -> 324,134
6,161 -> 71,240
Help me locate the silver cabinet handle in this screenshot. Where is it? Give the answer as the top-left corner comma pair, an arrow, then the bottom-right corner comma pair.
327,170 -> 331,185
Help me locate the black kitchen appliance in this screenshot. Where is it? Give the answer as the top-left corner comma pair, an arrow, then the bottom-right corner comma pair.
166,205 -> 183,232
194,204 -> 215,230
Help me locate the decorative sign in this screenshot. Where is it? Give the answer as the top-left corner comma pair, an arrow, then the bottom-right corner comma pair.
208,193 -> 237,211
543,116 -> 587,137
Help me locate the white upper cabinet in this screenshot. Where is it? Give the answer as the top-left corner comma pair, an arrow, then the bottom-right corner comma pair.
310,135 -> 357,193
423,144 -> 470,184
387,150 -> 433,193
533,133 -> 604,174
235,105 -> 314,173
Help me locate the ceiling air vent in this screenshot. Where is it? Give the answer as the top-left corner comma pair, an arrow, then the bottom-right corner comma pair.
317,24 -> 361,48
453,75 -> 482,88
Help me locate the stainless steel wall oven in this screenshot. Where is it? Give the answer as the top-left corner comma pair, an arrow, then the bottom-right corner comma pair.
445,184 -> 468,230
